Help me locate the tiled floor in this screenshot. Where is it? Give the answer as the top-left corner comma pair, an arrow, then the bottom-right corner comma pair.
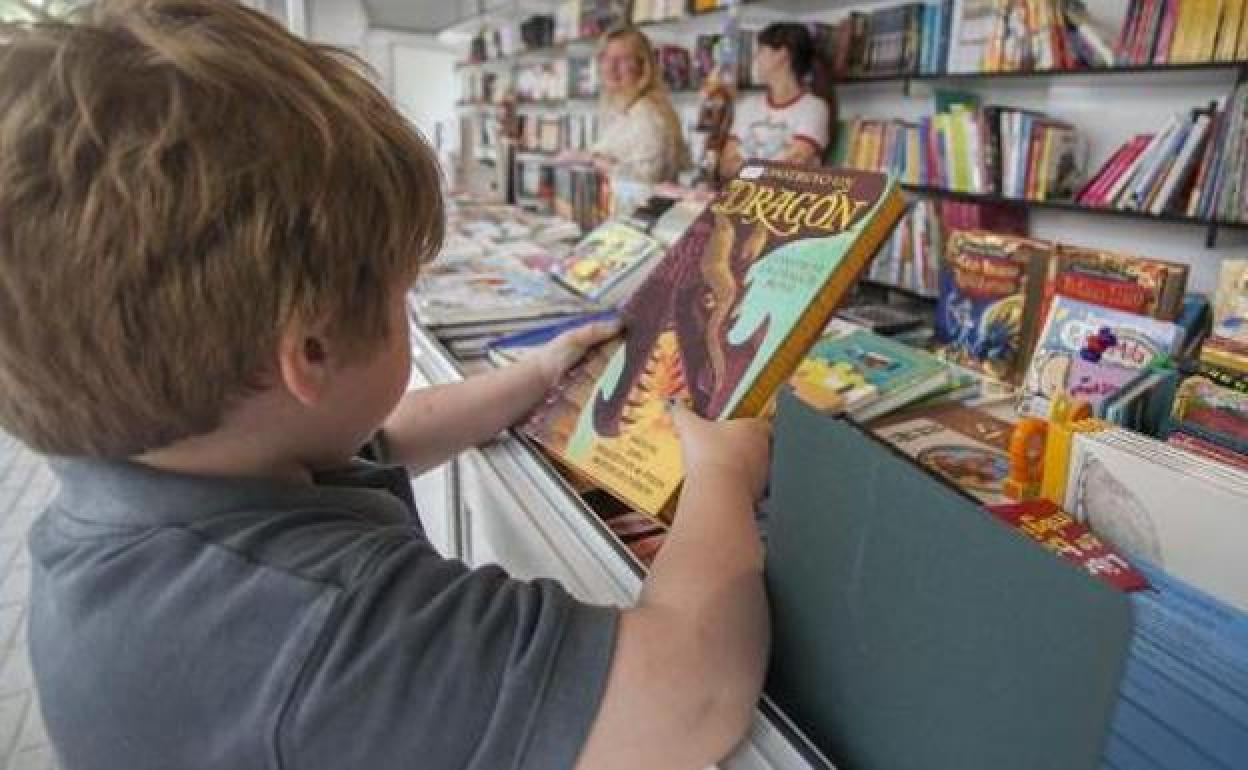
0,434 -> 56,770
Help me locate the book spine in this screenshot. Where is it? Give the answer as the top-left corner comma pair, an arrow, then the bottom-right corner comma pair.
731,185 -> 907,419
1152,112 -> 1213,214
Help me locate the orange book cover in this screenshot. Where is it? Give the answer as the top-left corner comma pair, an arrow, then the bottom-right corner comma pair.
524,162 -> 905,517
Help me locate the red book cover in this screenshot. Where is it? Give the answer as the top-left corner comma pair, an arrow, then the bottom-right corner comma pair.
1088,135 -> 1151,206
1077,143 -> 1129,205
988,501 -> 1151,592
1154,0 -> 1178,63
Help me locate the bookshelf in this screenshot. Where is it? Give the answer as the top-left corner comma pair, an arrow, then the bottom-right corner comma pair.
448,0 -> 1248,294
832,60 -> 1248,93
900,185 -> 1248,249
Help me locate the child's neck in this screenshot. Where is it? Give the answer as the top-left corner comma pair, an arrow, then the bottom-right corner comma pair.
134,396 -> 320,484
136,432 -> 314,484
767,73 -> 802,108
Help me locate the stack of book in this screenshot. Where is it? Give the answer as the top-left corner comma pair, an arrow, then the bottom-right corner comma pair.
692,31 -> 756,89
553,165 -> 608,234
946,0 -> 1116,74
837,100 -> 1085,201
864,198 -> 945,297
1078,100 -> 1225,218
979,0 -> 1116,72
578,0 -> 623,40
1117,0 -> 1248,65
630,0 -> 686,25
821,2 -> 954,78
411,254 -> 594,358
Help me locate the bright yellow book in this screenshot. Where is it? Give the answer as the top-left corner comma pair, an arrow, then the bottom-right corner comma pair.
1217,0 -> 1243,59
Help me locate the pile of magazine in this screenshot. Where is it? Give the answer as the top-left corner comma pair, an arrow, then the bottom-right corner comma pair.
414,195 -> 708,360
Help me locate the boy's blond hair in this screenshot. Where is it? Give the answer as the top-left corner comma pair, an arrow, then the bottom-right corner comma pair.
0,0 -> 443,457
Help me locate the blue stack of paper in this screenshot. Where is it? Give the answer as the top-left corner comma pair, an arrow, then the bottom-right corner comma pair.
1100,561 -> 1248,770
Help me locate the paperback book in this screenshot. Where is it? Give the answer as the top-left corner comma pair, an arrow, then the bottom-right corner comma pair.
524,162 -> 905,517
933,230 -> 1051,383
1020,297 -> 1184,418
791,328 -> 950,421
872,402 -> 1017,504
550,222 -> 664,303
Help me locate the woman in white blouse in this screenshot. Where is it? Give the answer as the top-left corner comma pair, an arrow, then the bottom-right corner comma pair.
562,26 -> 690,187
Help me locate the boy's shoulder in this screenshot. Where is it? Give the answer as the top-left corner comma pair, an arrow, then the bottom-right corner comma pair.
39,457 -> 428,588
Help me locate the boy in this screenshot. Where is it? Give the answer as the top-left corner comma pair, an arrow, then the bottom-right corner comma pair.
0,2 -> 771,769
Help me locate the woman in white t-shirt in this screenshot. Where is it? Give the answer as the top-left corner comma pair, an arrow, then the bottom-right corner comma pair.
720,23 -> 832,180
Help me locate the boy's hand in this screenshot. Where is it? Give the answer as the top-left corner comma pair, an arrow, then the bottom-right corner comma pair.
532,320 -> 622,388
670,403 -> 772,503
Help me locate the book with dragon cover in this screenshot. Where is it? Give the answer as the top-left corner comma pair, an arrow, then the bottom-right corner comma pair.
523,162 -> 905,518
933,231 -> 1051,384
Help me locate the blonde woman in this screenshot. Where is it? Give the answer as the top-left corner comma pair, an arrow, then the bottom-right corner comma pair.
563,26 -> 690,186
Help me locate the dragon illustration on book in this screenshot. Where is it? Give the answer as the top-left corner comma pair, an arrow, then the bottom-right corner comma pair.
591,210 -> 771,437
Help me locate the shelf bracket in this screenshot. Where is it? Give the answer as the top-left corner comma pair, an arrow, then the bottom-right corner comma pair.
1206,223 -> 1219,250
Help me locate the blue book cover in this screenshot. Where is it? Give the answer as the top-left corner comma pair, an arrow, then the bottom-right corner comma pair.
934,231 -> 1049,382
487,310 -> 618,363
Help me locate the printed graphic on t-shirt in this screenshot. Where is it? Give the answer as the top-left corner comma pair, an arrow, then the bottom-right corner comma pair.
741,116 -> 793,161
730,93 -> 829,163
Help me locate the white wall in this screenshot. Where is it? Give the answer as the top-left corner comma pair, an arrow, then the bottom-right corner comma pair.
361,30 -> 459,153
797,0 -> 1248,294
306,0 -> 369,52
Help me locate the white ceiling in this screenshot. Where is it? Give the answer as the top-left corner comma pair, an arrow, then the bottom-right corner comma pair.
363,0 -> 550,35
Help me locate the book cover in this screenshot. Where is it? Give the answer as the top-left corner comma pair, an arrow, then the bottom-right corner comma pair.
1041,244 -> 1189,324
987,500 -> 1151,592
524,163 -> 905,517
791,328 -> 949,419
933,230 -> 1051,383
872,402 -> 1017,503
1020,296 -> 1184,417
550,222 -> 664,302
1064,429 -> 1248,613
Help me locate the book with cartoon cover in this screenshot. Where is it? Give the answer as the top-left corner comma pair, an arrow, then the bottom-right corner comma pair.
933,231 -> 1051,383
550,222 -> 664,303
1020,297 -> 1184,418
524,162 -> 905,517
791,329 -> 950,421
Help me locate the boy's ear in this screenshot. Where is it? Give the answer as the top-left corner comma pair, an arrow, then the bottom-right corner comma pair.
277,322 -> 333,408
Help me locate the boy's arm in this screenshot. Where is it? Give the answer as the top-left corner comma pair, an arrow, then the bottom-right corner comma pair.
382,321 -> 618,473
574,406 -> 771,770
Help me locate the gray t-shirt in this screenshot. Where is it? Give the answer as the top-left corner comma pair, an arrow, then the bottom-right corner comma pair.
29,457 -> 618,770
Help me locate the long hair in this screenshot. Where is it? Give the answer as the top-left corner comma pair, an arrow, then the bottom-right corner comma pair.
598,25 -> 689,168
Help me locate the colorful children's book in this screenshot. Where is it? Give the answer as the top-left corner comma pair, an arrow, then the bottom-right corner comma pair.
933,231 -> 1050,383
1040,244 -> 1189,325
1020,297 -> 1184,418
524,162 -> 906,517
872,403 -> 1017,503
791,329 -> 951,421
550,222 -> 664,303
